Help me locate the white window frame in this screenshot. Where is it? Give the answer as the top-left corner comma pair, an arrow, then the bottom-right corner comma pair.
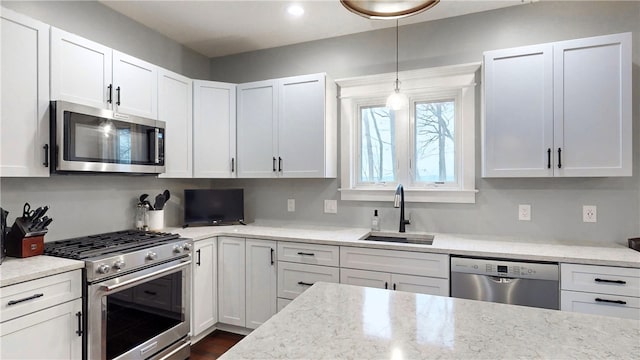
337,63 -> 479,203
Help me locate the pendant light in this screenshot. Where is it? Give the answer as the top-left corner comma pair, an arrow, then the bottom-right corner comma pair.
340,0 -> 440,20
386,20 -> 408,110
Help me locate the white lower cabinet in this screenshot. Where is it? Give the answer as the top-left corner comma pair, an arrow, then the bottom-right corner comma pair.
217,237 -> 277,329
560,263 -> 640,319
192,237 -> 217,339
0,270 -> 82,359
278,262 -> 340,300
340,247 -> 450,296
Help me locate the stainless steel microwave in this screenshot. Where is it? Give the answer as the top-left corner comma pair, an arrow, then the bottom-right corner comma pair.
50,101 -> 165,174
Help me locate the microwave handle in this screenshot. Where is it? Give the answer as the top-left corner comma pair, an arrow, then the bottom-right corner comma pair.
154,128 -> 160,164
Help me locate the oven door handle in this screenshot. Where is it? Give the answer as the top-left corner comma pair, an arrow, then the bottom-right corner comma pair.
99,260 -> 191,292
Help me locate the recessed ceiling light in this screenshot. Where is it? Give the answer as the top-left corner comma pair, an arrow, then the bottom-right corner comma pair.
287,4 -> 304,17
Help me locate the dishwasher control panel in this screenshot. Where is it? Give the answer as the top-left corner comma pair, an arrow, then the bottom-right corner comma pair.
450,257 -> 559,281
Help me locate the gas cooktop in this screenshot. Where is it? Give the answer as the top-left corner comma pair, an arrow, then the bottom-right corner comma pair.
44,230 -> 180,260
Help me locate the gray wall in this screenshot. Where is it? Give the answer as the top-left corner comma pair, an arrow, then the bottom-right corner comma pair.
1,0 -> 210,79
0,1 -> 213,240
209,1 -> 640,245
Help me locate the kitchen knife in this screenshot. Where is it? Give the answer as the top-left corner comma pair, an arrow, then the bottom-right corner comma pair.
31,216 -> 50,231
39,217 -> 53,230
30,206 -> 48,222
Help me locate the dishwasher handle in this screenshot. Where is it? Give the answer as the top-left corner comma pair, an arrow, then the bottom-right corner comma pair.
488,276 -> 515,284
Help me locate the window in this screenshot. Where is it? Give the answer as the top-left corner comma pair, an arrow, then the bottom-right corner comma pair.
338,63 -> 479,203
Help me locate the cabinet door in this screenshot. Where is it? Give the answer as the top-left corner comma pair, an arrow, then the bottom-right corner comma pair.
277,262 -> 339,300
340,268 -> 391,290
158,69 -> 192,178
192,238 -> 217,337
112,50 -> 158,119
278,73 -> 327,178
193,80 -> 237,178
553,33 -> 632,177
561,290 -> 640,320
245,239 -> 277,329
218,237 -> 245,327
50,27 -> 111,109
392,273 -> 450,296
0,9 -> 50,177
483,44 -> 553,177
1,298 -> 82,359
236,80 -> 278,178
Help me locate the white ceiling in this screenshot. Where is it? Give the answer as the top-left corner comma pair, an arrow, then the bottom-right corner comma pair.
100,0 -> 529,58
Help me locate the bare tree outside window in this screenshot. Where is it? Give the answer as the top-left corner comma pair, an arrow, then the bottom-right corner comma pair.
415,100 -> 455,183
360,106 -> 396,183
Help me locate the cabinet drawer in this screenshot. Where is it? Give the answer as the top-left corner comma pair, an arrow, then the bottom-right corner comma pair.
561,290 -> 640,320
277,242 -> 339,267
340,247 -> 449,278
561,264 -> 640,297
277,262 -> 339,300
1,270 -> 82,322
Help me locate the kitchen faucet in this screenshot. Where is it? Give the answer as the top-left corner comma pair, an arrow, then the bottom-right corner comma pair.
393,184 -> 410,233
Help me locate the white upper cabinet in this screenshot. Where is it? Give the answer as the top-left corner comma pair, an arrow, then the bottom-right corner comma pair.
553,33 -> 632,177
483,32 -> 631,177
483,44 -> 553,177
278,74 -> 337,178
236,73 -> 337,179
236,79 -> 278,178
112,50 -> 158,119
51,28 -> 158,119
193,80 -> 237,178
1,8 -> 50,177
158,68 -> 192,178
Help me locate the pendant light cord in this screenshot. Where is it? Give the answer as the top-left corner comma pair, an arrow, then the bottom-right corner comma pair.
395,19 -> 400,91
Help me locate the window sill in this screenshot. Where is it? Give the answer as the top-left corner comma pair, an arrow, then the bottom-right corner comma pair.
338,188 -> 478,204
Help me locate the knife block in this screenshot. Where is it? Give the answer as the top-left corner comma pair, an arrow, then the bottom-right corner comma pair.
5,218 -> 45,258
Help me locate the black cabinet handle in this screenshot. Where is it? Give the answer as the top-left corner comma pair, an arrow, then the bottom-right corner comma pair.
270,248 -> 274,265
143,290 -> 157,296
196,249 -> 201,266
557,148 -> 562,168
75,311 -> 83,336
297,281 -> 314,286
278,157 -> 282,172
43,144 -> 49,167
107,84 -> 113,104
7,293 -> 43,306
384,282 -> 388,289
547,148 -> 551,169
116,86 -> 121,106
595,278 -> 626,285
393,283 -> 396,291
272,157 -> 276,172
595,298 -> 627,305
231,158 -> 235,173
297,252 -> 315,256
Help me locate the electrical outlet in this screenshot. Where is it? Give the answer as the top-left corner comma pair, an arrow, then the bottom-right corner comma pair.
324,200 -> 337,214
518,204 -> 531,221
287,199 -> 295,212
583,205 -> 597,223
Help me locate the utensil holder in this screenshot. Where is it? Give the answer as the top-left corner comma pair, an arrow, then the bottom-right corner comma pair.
147,210 -> 165,231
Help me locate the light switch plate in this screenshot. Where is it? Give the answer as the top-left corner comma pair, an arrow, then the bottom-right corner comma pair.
287,199 -> 295,212
518,204 -> 531,221
324,200 -> 337,214
583,205 -> 597,223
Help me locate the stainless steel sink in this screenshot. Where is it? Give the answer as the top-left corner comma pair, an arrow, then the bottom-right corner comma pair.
360,232 -> 434,245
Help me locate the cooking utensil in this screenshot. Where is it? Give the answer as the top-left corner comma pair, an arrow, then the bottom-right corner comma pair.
154,194 -> 166,210
163,190 -> 170,202
139,194 -> 149,203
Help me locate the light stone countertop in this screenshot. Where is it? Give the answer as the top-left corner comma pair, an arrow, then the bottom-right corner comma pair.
221,282 -> 640,360
0,255 -> 84,287
168,223 -> 640,268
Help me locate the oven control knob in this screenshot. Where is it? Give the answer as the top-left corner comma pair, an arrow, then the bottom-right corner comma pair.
182,243 -> 192,251
97,264 -> 111,274
113,260 -> 126,270
146,251 -> 158,261
173,245 -> 182,253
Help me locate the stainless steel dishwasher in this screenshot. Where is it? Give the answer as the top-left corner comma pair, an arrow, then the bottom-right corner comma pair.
451,256 -> 559,310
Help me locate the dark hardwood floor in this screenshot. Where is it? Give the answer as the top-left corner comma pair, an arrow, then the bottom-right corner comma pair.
190,330 -> 245,359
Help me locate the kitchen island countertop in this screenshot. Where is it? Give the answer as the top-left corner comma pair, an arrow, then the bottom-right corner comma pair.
221,282 -> 640,359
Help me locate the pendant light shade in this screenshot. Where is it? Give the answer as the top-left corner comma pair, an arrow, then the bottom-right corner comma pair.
340,0 -> 440,19
386,20 -> 408,110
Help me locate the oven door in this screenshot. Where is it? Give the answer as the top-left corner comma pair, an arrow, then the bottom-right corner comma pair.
87,258 -> 191,360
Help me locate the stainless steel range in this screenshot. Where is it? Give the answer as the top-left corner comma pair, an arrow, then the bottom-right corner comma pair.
44,230 -> 192,360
